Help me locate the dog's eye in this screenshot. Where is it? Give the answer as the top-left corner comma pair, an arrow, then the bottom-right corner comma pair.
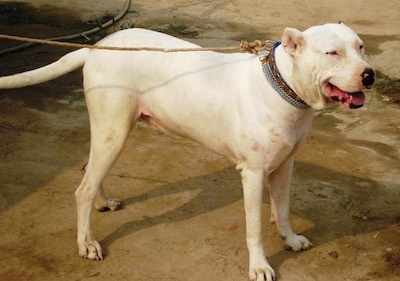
326,51 -> 339,56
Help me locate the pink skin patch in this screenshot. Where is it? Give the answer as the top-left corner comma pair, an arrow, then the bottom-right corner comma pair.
325,83 -> 365,109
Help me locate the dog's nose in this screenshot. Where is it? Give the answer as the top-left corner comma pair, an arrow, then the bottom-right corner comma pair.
361,68 -> 375,88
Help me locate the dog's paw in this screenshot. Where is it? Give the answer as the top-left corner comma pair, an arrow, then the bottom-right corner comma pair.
284,234 -> 312,252
249,264 -> 276,281
79,240 -> 104,261
95,197 -> 122,212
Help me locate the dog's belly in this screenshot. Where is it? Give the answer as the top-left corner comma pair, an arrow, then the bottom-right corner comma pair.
136,93 -> 312,173
137,98 -> 237,159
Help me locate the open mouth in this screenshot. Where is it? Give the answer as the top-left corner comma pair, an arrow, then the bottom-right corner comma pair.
325,83 -> 365,109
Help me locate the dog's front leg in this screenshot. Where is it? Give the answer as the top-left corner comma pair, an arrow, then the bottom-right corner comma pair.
94,186 -> 122,212
268,156 -> 311,251
241,166 -> 276,281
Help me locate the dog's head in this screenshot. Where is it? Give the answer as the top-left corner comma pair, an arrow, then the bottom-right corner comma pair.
281,22 -> 374,110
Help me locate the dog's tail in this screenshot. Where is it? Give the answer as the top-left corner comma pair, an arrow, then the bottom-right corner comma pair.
0,48 -> 90,89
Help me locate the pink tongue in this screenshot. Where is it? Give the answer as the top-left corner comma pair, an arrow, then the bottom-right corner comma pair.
327,84 -> 365,108
350,92 -> 365,106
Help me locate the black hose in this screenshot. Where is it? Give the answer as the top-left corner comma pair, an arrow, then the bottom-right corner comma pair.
0,0 -> 131,55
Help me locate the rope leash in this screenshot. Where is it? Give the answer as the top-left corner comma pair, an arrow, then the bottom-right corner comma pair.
0,33 -> 275,54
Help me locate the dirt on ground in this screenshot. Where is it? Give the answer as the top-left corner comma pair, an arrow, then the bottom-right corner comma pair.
0,1 -> 399,280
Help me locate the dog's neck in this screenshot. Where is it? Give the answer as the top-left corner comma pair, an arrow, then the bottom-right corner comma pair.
264,43 -> 309,110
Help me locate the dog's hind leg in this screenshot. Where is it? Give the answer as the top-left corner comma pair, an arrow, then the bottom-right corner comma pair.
75,89 -> 138,260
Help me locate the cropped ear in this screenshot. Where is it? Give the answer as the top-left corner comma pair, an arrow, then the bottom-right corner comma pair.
282,27 -> 305,55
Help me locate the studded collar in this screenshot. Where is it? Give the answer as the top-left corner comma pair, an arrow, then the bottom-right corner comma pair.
260,42 -> 309,110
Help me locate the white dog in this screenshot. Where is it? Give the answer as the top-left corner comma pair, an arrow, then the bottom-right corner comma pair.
0,23 -> 374,280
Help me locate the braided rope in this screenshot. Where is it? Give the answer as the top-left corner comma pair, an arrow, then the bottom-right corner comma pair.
0,33 -> 273,54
